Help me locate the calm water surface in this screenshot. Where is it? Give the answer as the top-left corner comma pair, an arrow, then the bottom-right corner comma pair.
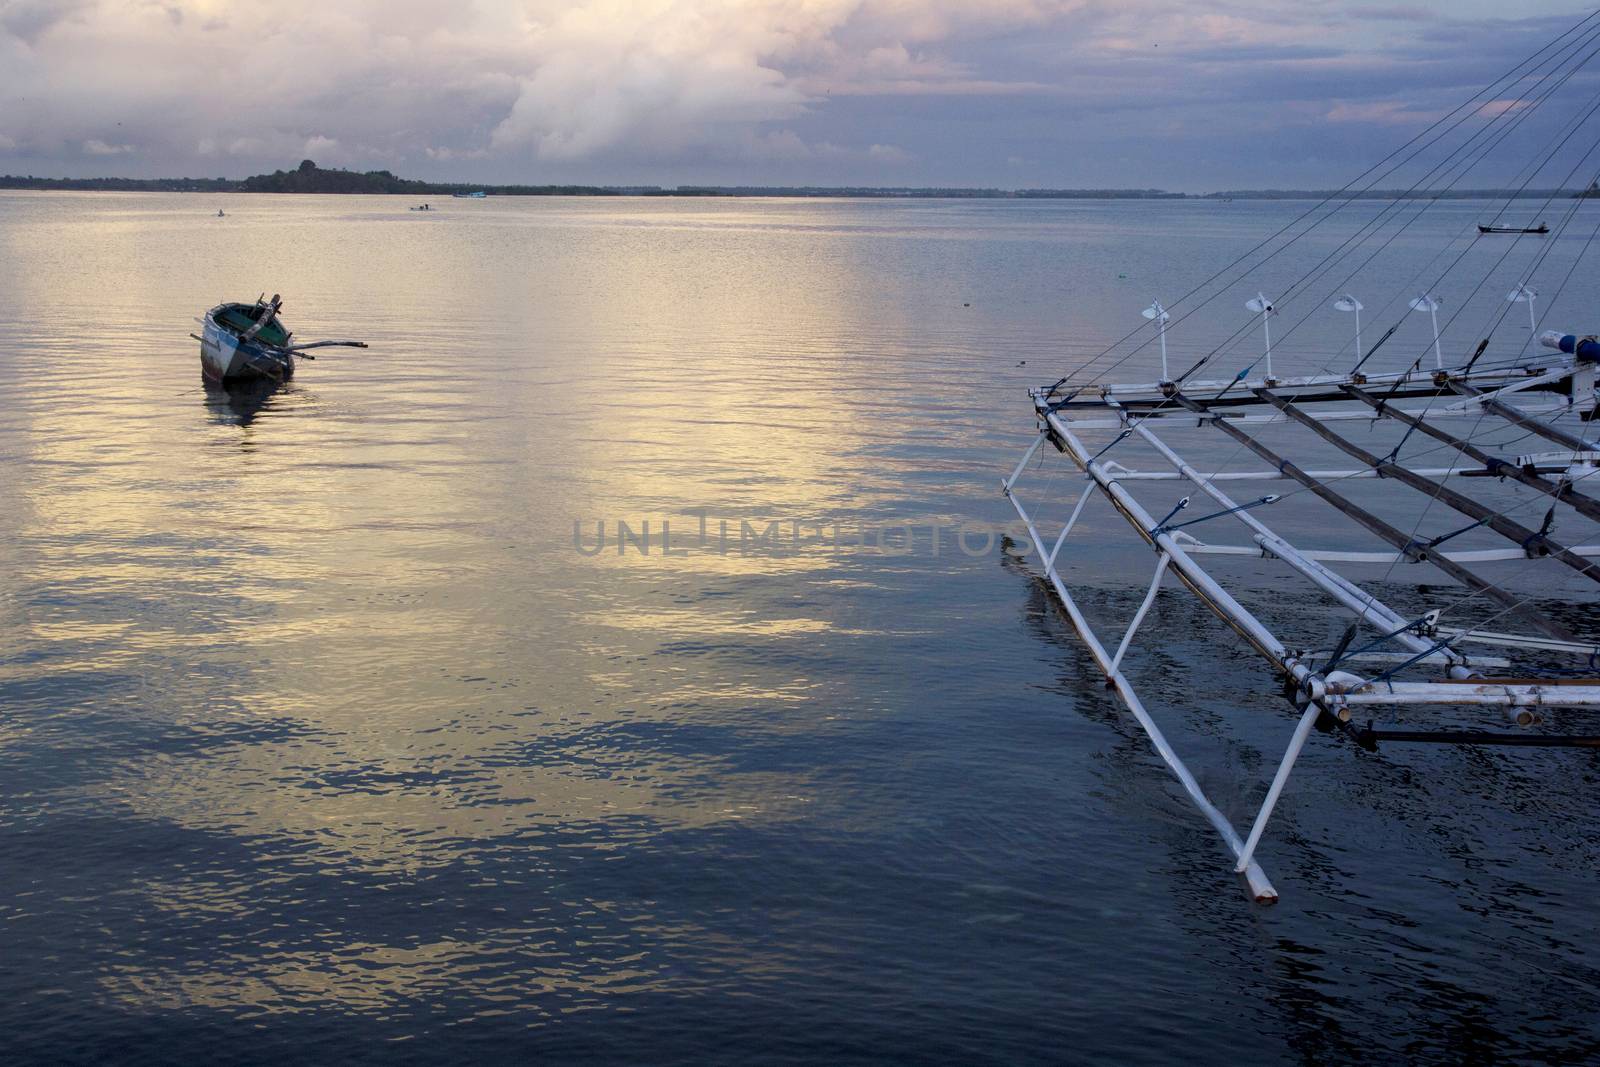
0,192 -> 1597,1063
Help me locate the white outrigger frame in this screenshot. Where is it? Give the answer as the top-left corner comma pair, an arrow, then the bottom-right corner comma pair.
1005,335 -> 1600,903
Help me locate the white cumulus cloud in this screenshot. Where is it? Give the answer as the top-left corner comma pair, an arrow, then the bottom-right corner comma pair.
0,0 -> 1078,174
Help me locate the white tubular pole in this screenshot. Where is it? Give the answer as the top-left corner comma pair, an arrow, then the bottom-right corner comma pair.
1043,412 -> 1321,694
1065,398 -> 1577,430
1335,683 -> 1600,707
1124,418 -> 1469,671
1006,487 -> 1277,902
1110,553 -> 1171,673
1045,482 -> 1096,571
1431,303 -> 1443,369
1158,307 -> 1170,382
1100,464 -> 1489,482
1003,431 -> 1047,493
1234,702 -> 1322,874
1439,367 -> 1573,412
1074,356 -> 1576,404
1527,293 -> 1537,335
1354,305 -> 1362,363
1263,306 -> 1274,380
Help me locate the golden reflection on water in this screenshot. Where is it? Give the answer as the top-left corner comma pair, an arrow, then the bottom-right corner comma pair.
0,192 -> 1194,1021
2,194 -> 966,1013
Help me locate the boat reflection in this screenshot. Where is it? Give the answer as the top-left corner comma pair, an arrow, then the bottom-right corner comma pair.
201,373 -> 287,427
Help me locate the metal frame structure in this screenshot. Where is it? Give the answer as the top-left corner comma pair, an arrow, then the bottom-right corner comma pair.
1005,333 -> 1600,903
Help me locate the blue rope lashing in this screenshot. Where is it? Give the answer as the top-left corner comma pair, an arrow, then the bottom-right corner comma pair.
1208,363 -> 1258,403
1046,389 -> 1083,412
1366,636 -> 1458,687
1157,494 -> 1279,535
1381,419 -> 1421,465
1325,611 -> 1441,672
1521,504 -> 1558,555
1424,515 -> 1491,550
1151,497 -> 1190,533
1322,624 -> 1360,672
1088,428 -> 1134,464
1460,337 -> 1491,374
1350,322 -> 1400,375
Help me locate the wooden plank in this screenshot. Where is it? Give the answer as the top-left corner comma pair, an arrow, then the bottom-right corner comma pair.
1169,391 -> 1577,642
1450,381 -> 1600,452
1257,389 -> 1600,588
1344,384 -> 1600,525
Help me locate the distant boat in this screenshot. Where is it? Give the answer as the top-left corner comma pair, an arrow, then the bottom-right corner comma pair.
192,294 -> 367,382
451,191 -> 487,199
1478,222 -> 1549,234
410,203 -> 432,211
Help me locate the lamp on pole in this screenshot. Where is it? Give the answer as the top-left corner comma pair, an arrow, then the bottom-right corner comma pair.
1507,283 -> 1538,334
1409,293 -> 1443,369
1245,293 -> 1277,382
1333,294 -> 1363,362
1143,300 -> 1171,382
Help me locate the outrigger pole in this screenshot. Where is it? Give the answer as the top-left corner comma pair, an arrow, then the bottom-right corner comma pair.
1006,330 -> 1600,902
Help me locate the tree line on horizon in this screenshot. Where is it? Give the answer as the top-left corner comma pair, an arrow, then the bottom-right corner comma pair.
0,159 -> 1588,199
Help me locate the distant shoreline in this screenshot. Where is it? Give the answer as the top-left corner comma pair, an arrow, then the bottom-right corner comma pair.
0,160 -> 1591,200
1,181 -> 1587,201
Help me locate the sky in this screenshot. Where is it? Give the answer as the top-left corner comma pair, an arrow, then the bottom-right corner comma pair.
1,0 -> 1597,190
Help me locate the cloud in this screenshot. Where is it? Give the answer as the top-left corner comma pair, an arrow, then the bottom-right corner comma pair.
0,0 -> 1079,176
487,0 -> 1071,161
1,0 -> 92,44
488,1 -> 811,161
1324,100 -> 1437,125
0,1 -> 1591,188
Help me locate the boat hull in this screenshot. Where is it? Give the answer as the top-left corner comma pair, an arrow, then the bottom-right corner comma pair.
199,309 -> 294,382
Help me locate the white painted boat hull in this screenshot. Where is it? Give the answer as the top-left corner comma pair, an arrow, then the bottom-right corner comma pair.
199,309 -> 293,382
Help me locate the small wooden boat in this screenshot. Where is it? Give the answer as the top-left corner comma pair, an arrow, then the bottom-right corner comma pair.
1478,222 -> 1549,234
193,294 -> 367,382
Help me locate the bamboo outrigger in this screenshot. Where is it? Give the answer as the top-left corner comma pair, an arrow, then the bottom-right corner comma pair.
1006,332 -> 1600,903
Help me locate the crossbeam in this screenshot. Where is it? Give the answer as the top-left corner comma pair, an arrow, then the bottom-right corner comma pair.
1178,539 -> 1600,564
1053,362 -> 1567,413
1257,389 -> 1600,588
1344,384 -> 1600,524
1169,391 -> 1575,642
1451,381 -> 1600,453
1113,410 -> 1472,672
1060,396 -> 1578,430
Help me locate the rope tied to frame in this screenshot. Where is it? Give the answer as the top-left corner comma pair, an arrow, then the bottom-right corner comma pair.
1421,515 -> 1492,550
1350,323 -> 1401,375
1154,494 -> 1280,536
1088,428 -> 1134,464
1520,503 -> 1560,555
1365,636 -> 1462,687
1323,611 -> 1442,673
